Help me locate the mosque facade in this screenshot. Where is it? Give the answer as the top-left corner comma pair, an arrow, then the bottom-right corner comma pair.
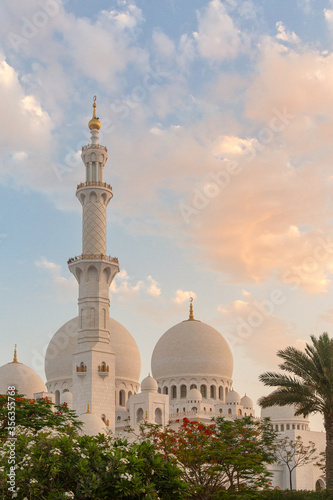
0,103 -> 326,491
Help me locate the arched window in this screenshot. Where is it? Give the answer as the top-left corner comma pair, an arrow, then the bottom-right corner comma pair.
176,408 -> 179,413
292,424 -> 295,429
192,407 -> 197,412
281,424 -> 284,431
286,424 -> 290,430
210,385 -> 216,399
297,424 -> 300,430
128,391 -> 132,399
190,384 -> 197,389
228,408 -> 232,415
244,412 -> 247,416
200,385 -> 207,398
55,390 -> 60,405
119,390 -> 125,407
180,385 -> 187,398
219,386 -> 223,400
155,408 -> 162,424
117,416 -> 121,423
219,408 -> 223,413
183,407 -> 186,412
136,408 -> 144,423
275,425 -> 279,431
171,385 -> 177,399
238,409 -> 242,416
203,407 -> 206,412
163,387 -> 168,395
225,387 -> 229,398
158,387 -> 161,393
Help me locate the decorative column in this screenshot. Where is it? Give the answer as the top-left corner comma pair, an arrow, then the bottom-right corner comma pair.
68,97 -> 119,431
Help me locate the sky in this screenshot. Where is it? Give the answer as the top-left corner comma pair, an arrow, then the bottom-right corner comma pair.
1,0 -> 333,431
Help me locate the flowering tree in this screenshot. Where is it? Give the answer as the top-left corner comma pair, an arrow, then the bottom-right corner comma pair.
275,435 -> 318,490
0,393 -> 186,498
141,416 -> 277,499
0,391 -> 81,437
0,427 -> 187,499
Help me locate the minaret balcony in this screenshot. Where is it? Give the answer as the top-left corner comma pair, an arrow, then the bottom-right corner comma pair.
98,363 -> 109,377
77,181 -> 112,191
68,254 -> 119,265
82,144 -> 107,152
76,364 -> 87,375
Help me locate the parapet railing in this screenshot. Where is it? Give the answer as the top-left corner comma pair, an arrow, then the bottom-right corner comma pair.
82,144 -> 107,152
77,181 -> 112,190
67,254 -> 119,264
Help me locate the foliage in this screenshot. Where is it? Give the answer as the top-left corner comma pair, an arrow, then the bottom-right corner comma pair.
0,390 -> 81,438
140,416 -> 277,499
275,435 -> 318,490
259,332 -> 333,488
0,426 -> 186,499
213,491 -> 333,499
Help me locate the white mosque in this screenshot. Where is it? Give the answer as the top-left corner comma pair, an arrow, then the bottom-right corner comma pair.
0,101 -> 326,491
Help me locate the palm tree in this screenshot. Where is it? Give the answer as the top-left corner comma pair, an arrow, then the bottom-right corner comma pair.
258,332 -> 333,489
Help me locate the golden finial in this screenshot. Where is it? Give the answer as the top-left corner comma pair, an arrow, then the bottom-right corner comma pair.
85,403 -> 92,414
13,344 -> 18,363
88,95 -> 101,131
189,297 -> 194,320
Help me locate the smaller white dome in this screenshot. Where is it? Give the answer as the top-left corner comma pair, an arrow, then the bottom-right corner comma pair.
79,407 -> 107,436
141,374 -> 158,392
187,388 -> 202,402
241,394 -> 253,408
226,389 -> 240,404
60,391 -> 73,408
261,404 -> 309,422
0,358 -> 46,399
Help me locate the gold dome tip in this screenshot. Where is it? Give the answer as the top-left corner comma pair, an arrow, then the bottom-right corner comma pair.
88,95 -> 101,131
85,403 -> 92,414
189,297 -> 194,320
13,344 -> 18,363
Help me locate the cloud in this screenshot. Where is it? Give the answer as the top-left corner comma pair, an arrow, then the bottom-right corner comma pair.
217,290 -> 301,368
194,0 -> 242,61
146,276 -> 161,297
110,270 -> 161,299
34,258 -> 76,301
173,290 -> 197,304
276,22 -> 300,44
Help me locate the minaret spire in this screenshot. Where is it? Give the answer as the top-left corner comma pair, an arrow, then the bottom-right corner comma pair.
189,297 -> 194,320
13,344 -> 18,363
68,100 -> 119,431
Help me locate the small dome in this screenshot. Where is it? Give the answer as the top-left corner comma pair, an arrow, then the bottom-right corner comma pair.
226,389 -> 241,404
0,353 -> 46,399
79,406 -> 107,436
241,394 -> 253,408
152,319 -> 233,380
141,374 -> 158,392
261,404 -> 309,422
187,388 -> 202,402
45,316 -> 141,386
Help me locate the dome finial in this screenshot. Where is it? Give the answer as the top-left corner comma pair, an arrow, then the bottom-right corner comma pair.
13,344 -> 18,363
189,297 -> 194,320
85,403 -> 92,414
88,96 -> 101,131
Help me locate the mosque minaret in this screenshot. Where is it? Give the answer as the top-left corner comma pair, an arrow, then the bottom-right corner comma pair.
67,97 -> 120,430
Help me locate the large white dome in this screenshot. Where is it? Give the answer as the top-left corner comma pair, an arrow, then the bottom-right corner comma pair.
151,319 -> 233,380
45,316 -> 141,385
0,360 -> 46,399
261,404 -> 309,422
